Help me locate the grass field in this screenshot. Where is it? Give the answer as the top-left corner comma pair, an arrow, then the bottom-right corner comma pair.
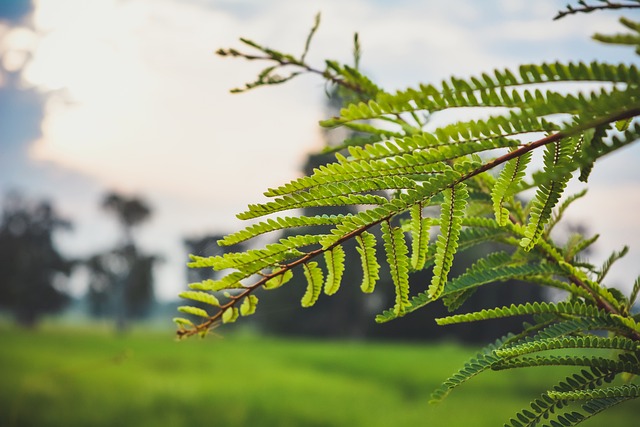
0,325 -> 637,427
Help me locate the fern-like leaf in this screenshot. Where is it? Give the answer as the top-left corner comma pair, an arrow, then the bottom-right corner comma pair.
240,295 -> 259,316
178,305 -> 210,318
356,231 -> 380,293
409,202 -> 431,270
324,245 -> 346,295
494,336 -> 639,359
428,183 -> 469,299
549,384 -> 640,401
263,267 -> 294,290
178,291 -> 220,307
301,261 -> 324,307
219,215 -> 347,246
492,150 -> 532,225
238,191 -> 388,220
381,220 -> 411,316
436,301 -> 609,326
521,138 -> 575,251
493,353 -> 640,375
222,307 -> 239,323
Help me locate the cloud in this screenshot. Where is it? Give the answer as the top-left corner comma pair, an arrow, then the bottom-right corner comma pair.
24,0 -> 322,207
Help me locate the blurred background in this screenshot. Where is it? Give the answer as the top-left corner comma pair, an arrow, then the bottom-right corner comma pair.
1,0 -> 639,426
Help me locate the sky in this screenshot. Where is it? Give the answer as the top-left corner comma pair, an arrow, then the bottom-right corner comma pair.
0,0 -> 639,301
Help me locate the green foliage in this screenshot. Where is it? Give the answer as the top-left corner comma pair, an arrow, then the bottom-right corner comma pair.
301,261 -> 323,308
356,231 -> 380,293
381,220 -> 411,316
178,4 -> 640,425
429,183 -> 468,299
324,245 -> 346,296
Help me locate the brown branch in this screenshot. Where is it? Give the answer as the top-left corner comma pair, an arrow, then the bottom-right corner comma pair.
554,1 -> 640,20
216,49 -> 370,98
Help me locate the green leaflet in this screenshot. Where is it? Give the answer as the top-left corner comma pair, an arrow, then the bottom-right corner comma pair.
491,354 -> 640,375
344,134 -> 519,164
263,268 -> 294,290
188,273 -> 247,292
178,291 -> 220,307
238,192 -> 388,220
240,295 -> 259,316
381,220 -> 411,316
492,149 -> 532,226
219,215 -> 347,245
265,156 -> 446,197
356,231 -> 380,293
577,126 -> 603,183
324,245 -> 346,295
594,16 -> 640,51
428,183 -> 469,299
548,384 -> 640,401
173,317 -> 194,327
409,202 -> 431,270
494,336 -> 639,359
222,307 -> 239,323
520,138 -> 575,251
301,261 -> 323,307
436,301 -> 609,326
212,234 -> 324,271
178,305 -> 210,319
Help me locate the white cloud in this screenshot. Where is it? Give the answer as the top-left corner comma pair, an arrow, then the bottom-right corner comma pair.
26,0 -> 323,205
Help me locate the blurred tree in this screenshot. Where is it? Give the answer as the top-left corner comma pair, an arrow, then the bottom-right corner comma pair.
102,192 -> 151,245
85,246 -> 159,322
85,192 -> 157,333
0,192 -> 73,327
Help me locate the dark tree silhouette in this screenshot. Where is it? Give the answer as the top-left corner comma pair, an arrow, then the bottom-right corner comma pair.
0,193 -> 73,327
86,191 -> 157,332
102,192 -> 151,244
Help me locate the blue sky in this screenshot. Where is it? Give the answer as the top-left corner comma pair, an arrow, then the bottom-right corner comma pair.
1,0 -> 639,300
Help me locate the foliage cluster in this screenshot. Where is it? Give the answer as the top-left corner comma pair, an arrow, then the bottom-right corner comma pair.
177,3 -> 640,425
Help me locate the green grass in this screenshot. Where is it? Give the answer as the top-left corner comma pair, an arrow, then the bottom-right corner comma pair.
0,325 -> 637,427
